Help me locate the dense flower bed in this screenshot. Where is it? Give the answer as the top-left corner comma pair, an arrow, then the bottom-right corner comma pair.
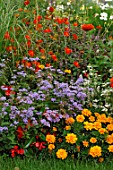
0,0 -> 113,162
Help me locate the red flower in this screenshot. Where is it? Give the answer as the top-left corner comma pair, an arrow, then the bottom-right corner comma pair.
33,16 -> 42,24
110,77 -> 113,84
28,50 -> 35,57
4,31 -> 10,39
25,34 -> 31,40
81,24 -> 94,31
49,6 -> 54,13
24,0 -> 30,6
35,142 -> 46,150
73,61 -> 80,68
16,126 -> 24,139
18,149 -> 24,155
73,22 -> 78,27
72,34 -> 78,40
64,47 -> 72,55
110,83 -> 113,88
51,54 -> 58,61
26,40 -> 31,47
64,31 -> 70,37
43,28 -> 52,33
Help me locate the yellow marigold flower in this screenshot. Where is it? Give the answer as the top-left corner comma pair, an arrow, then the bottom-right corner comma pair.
106,116 -> 113,123
46,134 -> 56,143
82,109 -> 92,117
98,157 -> 104,163
93,121 -> 102,130
76,114 -> 85,123
97,114 -> 107,123
94,112 -> 100,117
65,117 -> 75,125
98,128 -> 106,134
89,146 -> 102,157
108,145 -> 113,152
106,124 -> 113,131
64,69 -> 71,74
41,55 -> 46,59
48,144 -> 55,151
106,134 -> 113,144
90,137 -> 97,143
89,116 -> 95,122
84,121 -> 93,131
65,133 -> 78,144
56,149 -> 68,160
65,125 -> 71,130
38,64 -> 45,69
53,127 -> 57,132
82,140 -> 89,147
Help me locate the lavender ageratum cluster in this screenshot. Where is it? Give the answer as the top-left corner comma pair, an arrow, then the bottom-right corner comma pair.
0,64 -> 90,134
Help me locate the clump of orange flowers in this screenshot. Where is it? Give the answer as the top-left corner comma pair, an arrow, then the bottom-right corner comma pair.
81,24 -> 94,31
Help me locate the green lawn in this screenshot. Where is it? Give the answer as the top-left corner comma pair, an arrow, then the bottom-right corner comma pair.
0,157 -> 113,170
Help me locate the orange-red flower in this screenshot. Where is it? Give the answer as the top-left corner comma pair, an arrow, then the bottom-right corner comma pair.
4,31 -> 10,39
72,34 -> 78,40
24,0 -> 30,6
43,28 -> 52,33
73,22 -> 78,27
81,24 -> 94,31
64,47 -> 72,55
64,31 -> 70,37
73,61 -> 80,68
49,6 -> 54,13
28,50 -> 35,57
33,15 -> 42,24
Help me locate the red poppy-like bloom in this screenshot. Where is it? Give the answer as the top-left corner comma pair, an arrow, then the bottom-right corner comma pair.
64,47 -> 72,55
28,50 -> 35,57
16,126 -> 24,139
73,61 -> 80,68
24,0 -> 30,6
26,40 -> 31,48
4,31 -> 10,39
25,34 -> 31,40
81,24 -> 94,31
51,54 -> 58,61
72,34 -> 78,40
73,22 -> 78,27
49,6 -> 54,13
110,77 -> 113,88
96,25 -> 102,30
17,149 -> 24,155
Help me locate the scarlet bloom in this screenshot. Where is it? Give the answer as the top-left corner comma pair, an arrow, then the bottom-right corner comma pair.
73,61 -> 80,68
43,28 -> 52,33
33,15 -> 42,24
35,142 -> 46,150
25,34 -> 31,40
81,24 -> 94,31
110,77 -> 113,83
64,31 -> 70,37
49,6 -> 54,13
17,149 -> 24,155
96,25 -> 102,30
72,34 -> 78,40
51,54 -> 58,61
16,126 -> 24,139
28,50 -> 35,57
73,22 -> 78,27
24,0 -> 30,6
64,47 -> 72,55
4,31 -> 10,39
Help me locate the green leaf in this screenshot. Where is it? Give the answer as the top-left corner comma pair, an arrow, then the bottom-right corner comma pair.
24,137 -> 35,149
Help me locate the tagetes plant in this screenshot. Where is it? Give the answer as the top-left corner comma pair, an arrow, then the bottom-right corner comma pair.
0,0 -> 113,163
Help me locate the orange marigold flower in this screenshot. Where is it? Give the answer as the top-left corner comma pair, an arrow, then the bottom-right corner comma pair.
82,140 -> 89,147
89,146 -> 102,157
94,112 -> 100,117
65,125 -> 71,130
98,128 -> 106,134
76,114 -> 85,123
82,109 -> 92,117
46,134 -> 56,143
89,116 -> 95,122
56,149 -> 68,160
90,137 -> 97,143
65,133 -> 78,144
110,77 -> 113,84
98,157 -> 104,163
97,114 -> 107,123
106,134 -> 113,144
53,127 -> 57,132
106,116 -> 113,123
65,117 -> 75,125
48,144 -> 55,150
93,121 -> 102,130
108,145 -> 113,152
107,124 -> 113,131
81,24 -> 94,31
